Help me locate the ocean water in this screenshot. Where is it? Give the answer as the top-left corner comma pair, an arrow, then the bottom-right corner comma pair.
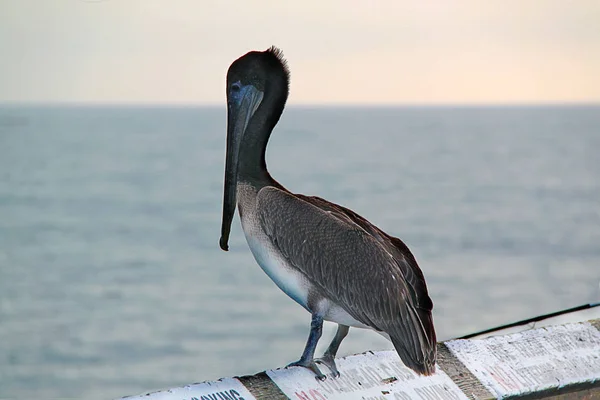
0,105 -> 599,398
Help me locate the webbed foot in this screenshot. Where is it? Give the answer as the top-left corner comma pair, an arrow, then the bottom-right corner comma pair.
315,353 -> 340,378
286,358 -> 327,381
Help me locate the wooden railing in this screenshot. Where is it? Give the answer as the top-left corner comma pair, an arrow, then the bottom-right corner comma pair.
120,318 -> 600,400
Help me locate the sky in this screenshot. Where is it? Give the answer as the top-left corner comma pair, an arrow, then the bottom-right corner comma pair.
1,0 -> 600,105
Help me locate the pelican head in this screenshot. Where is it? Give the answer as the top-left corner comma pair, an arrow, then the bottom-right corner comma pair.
220,46 -> 290,251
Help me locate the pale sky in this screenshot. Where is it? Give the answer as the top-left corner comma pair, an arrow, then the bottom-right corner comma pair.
1,0 -> 600,104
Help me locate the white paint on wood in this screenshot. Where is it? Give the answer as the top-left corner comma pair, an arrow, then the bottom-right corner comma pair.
267,350 -> 468,400
118,377 -> 256,400
446,321 -> 600,399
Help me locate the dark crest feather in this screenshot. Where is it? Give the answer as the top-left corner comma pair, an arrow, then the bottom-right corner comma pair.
266,46 -> 290,89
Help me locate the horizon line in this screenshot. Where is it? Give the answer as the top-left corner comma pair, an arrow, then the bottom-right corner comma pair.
1,100 -> 600,108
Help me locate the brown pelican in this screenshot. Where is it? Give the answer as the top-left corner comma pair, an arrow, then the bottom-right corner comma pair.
219,46 -> 436,380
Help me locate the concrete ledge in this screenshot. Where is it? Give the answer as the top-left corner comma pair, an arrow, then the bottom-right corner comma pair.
120,319 -> 600,400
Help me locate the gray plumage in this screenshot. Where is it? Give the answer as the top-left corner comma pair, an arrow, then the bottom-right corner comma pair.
257,186 -> 436,375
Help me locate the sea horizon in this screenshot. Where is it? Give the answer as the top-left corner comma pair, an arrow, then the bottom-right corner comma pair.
1,104 -> 598,398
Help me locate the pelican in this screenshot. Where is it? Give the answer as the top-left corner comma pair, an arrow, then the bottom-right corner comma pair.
219,46 -> 436,380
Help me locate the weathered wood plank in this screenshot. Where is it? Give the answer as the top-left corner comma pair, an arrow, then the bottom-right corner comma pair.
118,317 -> 600,400
238,372 -> 288,400
445,321 -> 600,400
266,349 -> 468,399
536,386 -> 600,400
437,343 -> 495,400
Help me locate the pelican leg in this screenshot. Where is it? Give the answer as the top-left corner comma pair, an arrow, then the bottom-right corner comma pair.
286,314 -> 326,380
315,324 -> 349,378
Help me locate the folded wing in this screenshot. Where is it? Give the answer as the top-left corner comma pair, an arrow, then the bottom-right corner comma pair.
257,186 -> 436,375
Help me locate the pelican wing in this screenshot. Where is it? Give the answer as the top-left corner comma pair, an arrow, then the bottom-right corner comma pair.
256,186 -> 436,374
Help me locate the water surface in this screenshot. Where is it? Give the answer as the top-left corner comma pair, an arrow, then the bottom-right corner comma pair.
0,105 -> 599,398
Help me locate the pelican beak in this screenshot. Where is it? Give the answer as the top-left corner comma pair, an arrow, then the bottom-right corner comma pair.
220,84 -> 264,251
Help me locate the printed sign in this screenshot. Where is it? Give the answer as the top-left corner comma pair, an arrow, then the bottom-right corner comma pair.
120,377 -> 256,400
267,350 -> 468,400
446,322 -> 600,398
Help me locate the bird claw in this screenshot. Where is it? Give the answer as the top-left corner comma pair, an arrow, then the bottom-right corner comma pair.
315,353 -> 340,378
286,359 -> 327,380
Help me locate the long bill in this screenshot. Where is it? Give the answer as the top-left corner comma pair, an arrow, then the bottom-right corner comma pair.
219,85 -> 264,251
